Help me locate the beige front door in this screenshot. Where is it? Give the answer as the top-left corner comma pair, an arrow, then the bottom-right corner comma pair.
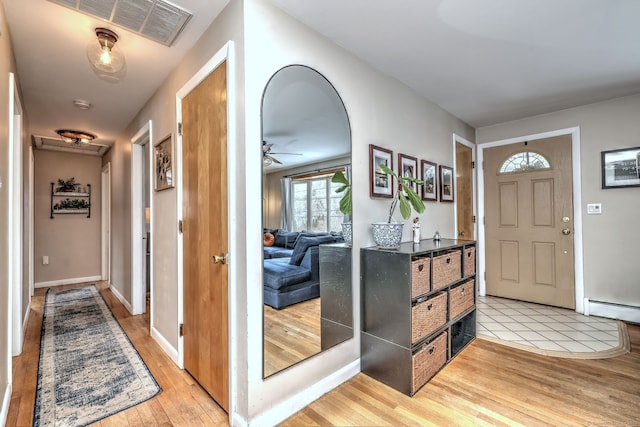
182,61 -> 229,410
456,142 -> 474,240
484,135 -> 575,309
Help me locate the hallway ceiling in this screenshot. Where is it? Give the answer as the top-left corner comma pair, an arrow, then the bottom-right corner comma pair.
3,0 -> 640,157
3,0 -> 229,150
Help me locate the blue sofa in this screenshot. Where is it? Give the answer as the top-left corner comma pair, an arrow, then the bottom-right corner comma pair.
263,232 -> 342,309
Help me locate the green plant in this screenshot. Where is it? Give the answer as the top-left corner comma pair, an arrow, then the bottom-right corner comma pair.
331,170 -> 352,216
56,177 -> 79,192
379,164 -> 425,222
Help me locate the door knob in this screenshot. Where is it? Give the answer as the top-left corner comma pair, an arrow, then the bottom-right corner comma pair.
562,228 -> 571,235
212,253 -> 229,264
458,231 -> 465,236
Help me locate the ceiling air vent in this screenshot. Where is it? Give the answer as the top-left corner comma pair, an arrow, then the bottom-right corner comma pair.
48,0 -> 192,46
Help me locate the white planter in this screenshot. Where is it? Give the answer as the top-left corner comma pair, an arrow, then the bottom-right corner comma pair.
341,222 -> 352,246
371,222 -> 404,249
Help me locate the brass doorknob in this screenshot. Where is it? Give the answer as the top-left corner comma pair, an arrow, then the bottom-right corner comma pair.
212,253 -> 228,264
562,228 -> 571,235
458,231 -> 465,236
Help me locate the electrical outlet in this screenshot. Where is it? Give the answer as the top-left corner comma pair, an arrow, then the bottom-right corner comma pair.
587,203 -> 602,215
43,255 -> 49,265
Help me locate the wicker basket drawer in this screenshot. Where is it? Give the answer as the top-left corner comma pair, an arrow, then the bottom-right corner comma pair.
411,291 -> 447,344
463,246 -> 476,276
450,279 -> 475,320
412,331 -> 448,394
432,250 -> 462,290
411,258 -> 431,298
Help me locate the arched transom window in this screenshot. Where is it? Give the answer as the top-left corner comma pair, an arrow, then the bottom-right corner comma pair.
499,151 -> 550,173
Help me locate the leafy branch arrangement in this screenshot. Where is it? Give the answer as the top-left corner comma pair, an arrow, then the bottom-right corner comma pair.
55,177 -> 79,192
331,171 -> 351,216
54,198 -> 90,210
379,164 -> 425,222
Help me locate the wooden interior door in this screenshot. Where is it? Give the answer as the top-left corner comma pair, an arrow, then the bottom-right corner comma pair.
182,61 -> 229,410
456,142 -> 474,240
484,135 -> 575,309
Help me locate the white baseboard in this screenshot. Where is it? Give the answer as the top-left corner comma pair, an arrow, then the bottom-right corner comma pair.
586,299 -> 640,324
1,383 -> 11,427
109,285 -> 133,314
151,326 -> 179,365
35,275 -> 102,289
249,360 -> 360,427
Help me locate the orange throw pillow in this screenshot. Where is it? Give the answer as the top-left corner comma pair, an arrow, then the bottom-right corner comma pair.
264,232 -> 275,247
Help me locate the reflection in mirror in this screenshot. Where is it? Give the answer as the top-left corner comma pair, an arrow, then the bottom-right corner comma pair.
262,65 -> 353,378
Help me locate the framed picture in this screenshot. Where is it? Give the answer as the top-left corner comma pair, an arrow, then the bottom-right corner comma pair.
421,160 -> 437,201
369,144 -> 394,197
398,153 -> 419,192
601,146 -> 640,189
439,165 -> 454,202
154,134 -> 174,191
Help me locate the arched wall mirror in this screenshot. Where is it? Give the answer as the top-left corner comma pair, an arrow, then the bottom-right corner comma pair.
262,65 -> 353,378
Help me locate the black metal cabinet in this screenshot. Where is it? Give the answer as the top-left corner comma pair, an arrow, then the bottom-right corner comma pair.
361,238 -> 476,395
319,243 -> 354,350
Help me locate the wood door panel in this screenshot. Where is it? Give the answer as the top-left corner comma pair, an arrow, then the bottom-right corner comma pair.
499,240 -> 519,282
533,242 -> 555,286
182,61 -> 229,411
485,135 -> 575,308
498,182 -> 518,227
456,142 -> 474,240
532,179 -> 554,227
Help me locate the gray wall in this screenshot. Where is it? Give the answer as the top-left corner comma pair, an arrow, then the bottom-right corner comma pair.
477,93 -> 640,307
34,150 -> 101,285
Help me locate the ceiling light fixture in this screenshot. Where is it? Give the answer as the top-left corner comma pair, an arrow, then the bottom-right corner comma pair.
56,129 -> 97,144
87,28 -> 126,82
73,99 -> 92,110
263,156 -> 273,166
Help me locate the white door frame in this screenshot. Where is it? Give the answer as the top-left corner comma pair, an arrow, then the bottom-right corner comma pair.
452,134 -> 477,240
175,41 -> 236,414
477,126 -> 584,313
131,121 -> 152,316
101,163 -> 111,283
28,146 -> 34,298
9,73 -> 24,356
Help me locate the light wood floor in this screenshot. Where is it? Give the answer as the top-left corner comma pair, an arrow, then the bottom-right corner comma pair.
264,298 -> 321,377
8,283 -> 640,426
7,282 -> 228,426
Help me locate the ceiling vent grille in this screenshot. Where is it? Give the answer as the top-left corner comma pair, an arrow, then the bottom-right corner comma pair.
48,0 -> 192,46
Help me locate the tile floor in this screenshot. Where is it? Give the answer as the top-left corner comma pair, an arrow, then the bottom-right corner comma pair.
476,295 -> 621,353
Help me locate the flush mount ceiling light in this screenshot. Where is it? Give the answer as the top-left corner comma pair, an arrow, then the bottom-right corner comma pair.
87,28 -> 126,83
73,99 -> 91,110
56,129 -> 97,144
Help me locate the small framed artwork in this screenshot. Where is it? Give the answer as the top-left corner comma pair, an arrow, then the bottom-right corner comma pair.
154,134 -> 174,191
421,160 -> 437,201
369,144 -> 394,198
439,165 -> 454,202
398,153 -> 419,192
601,146 -> 640,189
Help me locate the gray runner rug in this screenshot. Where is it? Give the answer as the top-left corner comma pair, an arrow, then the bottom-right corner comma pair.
34,285 -> 161,426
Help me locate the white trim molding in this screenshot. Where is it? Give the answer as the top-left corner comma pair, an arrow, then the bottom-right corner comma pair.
1,383 -> 11,427
585,300 -> 640,324
245,360 -> 360,427
150,327 -> 179,365
35,275 -> 102,289
109,284 -> 133,314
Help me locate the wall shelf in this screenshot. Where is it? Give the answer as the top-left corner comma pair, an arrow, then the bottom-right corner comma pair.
50,183 -> 91,218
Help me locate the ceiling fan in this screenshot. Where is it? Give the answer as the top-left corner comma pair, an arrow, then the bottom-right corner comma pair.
262,141 -> 302,166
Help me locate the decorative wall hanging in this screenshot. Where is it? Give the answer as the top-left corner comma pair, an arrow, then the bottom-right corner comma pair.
439,165 -> 454,202
398,153 -> 419,193
154,134 -> 174,191
421,160 -> 437,201
369,144 -> 393,198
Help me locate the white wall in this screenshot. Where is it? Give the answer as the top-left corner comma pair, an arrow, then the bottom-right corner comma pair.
476,93 -> 640,308
244,0 -> 474,423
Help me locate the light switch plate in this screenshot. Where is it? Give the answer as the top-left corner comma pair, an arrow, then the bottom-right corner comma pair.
587,203 -> 602,215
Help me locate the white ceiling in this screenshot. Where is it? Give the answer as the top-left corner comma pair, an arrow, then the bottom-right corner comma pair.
3,0 -> 229,148
270,0 -> 640,127
3,0 -> 640,157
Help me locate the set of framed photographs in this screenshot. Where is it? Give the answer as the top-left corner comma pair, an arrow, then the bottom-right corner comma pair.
369,144 -> 454,202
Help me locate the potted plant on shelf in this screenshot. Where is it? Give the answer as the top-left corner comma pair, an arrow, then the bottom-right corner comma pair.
372,164 -> 425,248
331,170 -> 352,246
55,177 -> 79,193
